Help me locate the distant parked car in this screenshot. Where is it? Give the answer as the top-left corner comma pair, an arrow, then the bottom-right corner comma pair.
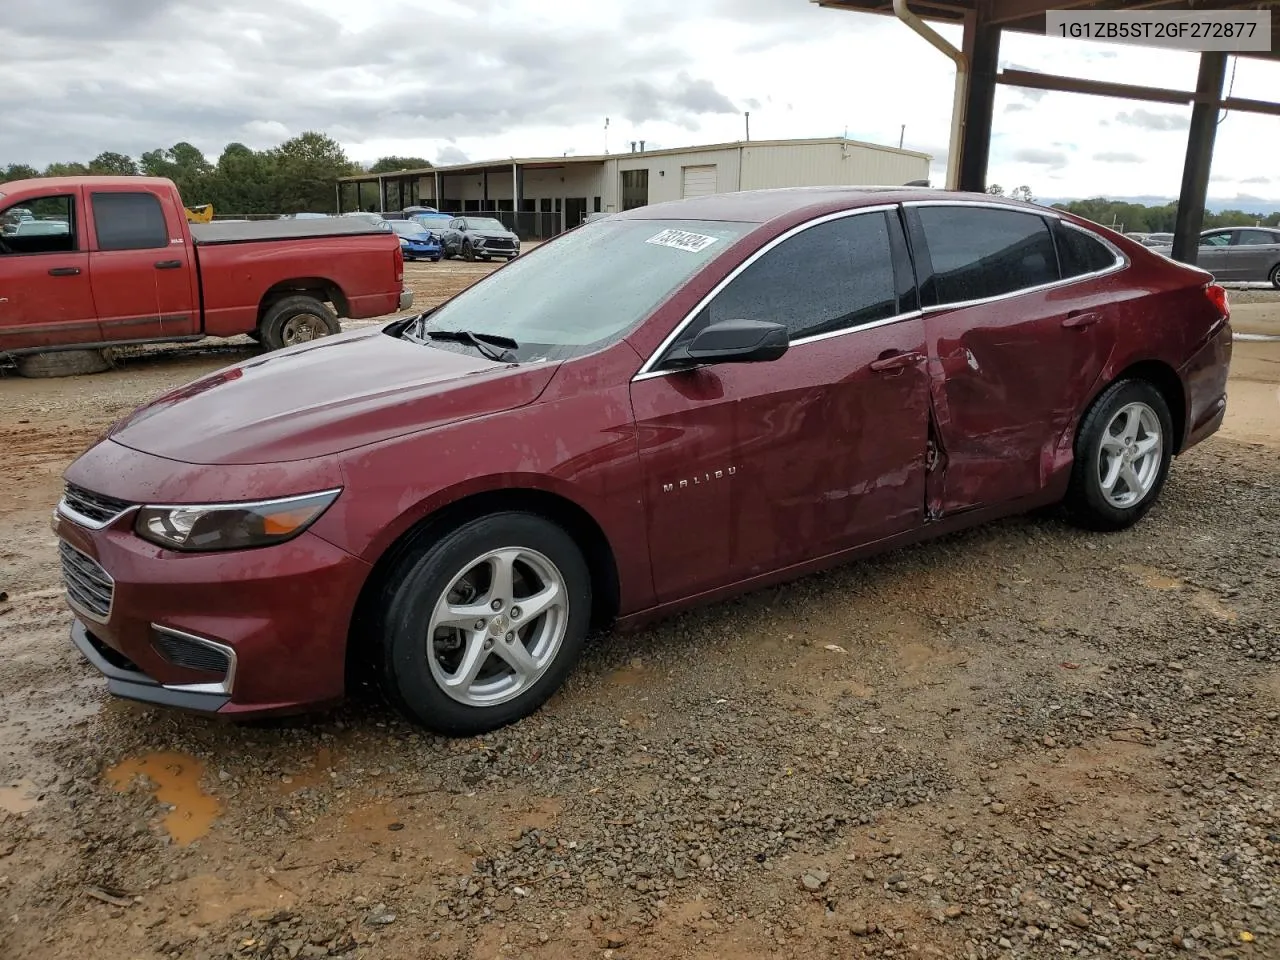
1141,233 -> 1174,247
389,219 -> 442,261
12,219 -> 70,236
439,216 -> 521,261
1149,227 -> 1280,287
341,212 -> 392,231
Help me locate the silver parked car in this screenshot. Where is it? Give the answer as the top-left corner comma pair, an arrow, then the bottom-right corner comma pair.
1149,227 -> 1280,287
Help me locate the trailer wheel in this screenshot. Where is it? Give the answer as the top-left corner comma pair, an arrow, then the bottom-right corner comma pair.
15,349 -> 113,379
259,295 -> 340,351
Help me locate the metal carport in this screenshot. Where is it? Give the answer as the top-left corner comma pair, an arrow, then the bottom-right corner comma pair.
815,1 -> 1280,265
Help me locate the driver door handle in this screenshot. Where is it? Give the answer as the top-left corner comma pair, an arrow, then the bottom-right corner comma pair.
48,266 -> 81,277
870,351 -> 924,373
154,259 -> 182,270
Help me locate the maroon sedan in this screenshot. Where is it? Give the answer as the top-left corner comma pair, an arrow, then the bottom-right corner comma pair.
55,188 -> 1233,735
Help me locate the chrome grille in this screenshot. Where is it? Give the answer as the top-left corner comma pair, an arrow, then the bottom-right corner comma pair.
62,483 -> 133,525
59,540 -> 114,622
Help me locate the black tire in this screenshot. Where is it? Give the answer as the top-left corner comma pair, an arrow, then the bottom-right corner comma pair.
462,240 -> 475,262
1269,262 -> 1280,290
376,512 -> 592,736
258,295 -> 340,351
1064,378 -> 1174,532
15,349 -> 112,378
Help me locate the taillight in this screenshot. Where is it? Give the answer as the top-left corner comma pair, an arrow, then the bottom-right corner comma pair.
393,244 -> 403,282
1204,282 -> 1229,320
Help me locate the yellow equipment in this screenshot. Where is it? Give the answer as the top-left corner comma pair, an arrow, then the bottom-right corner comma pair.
184,204 -> 214,223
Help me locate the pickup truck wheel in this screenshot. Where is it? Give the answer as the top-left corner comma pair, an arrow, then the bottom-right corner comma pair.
376,512 -> 592,735
15,349 -> 112,379
259,295 -> 340,351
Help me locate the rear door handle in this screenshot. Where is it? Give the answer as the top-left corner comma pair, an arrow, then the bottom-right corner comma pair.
154,260 -> 182,270
48,266 -> 81,277
1062,311 -> 1101,329
870,351 -> 924,373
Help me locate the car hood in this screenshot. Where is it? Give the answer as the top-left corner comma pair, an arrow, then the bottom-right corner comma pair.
107,325 -> 560,465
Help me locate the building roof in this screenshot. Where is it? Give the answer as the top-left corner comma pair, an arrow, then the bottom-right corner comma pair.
338,137 -> 932,183
815,0 -> 1280,62
611,185 -> 1024,224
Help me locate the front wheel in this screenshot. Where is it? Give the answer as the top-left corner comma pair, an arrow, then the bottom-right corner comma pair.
1269,262 -> 1280,290
462,240 -> 475,262
377,512 -> 592,735
1064,379 -> 1173,531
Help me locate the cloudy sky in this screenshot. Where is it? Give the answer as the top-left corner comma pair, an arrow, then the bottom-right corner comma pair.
2,0 -> 1277,202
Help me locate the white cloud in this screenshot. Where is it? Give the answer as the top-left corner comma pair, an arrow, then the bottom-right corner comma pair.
0,0 -> 1276,203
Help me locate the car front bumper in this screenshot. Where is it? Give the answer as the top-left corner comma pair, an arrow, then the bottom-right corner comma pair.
56,510 -> 372,719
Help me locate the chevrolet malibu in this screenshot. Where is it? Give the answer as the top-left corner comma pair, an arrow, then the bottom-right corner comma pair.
54,187 -> 1233,735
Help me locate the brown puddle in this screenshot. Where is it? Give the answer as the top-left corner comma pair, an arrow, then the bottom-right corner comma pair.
0,778 -> 40,814
104,751 -> 223,845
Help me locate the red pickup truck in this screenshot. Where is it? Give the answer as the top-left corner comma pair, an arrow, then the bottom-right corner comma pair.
0,175 -> 411,369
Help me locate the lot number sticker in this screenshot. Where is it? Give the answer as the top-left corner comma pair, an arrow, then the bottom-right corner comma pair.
645,228 -> 720,253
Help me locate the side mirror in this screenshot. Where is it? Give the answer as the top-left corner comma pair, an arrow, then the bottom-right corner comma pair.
682,319 -> 789,365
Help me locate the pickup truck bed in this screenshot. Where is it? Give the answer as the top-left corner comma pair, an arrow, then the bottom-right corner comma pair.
189,218 -> 392,244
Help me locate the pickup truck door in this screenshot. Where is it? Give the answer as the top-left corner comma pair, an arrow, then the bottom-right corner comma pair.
0,188 -> 102,352
86,186 -> 198,342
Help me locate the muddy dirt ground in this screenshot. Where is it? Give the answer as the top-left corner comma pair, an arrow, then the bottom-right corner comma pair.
1,266 -> 1278,960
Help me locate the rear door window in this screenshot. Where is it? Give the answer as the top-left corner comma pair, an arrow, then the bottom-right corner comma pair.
915,206 -> 1059,307
91,192 -> 169,251
1235,229 -> 1279,246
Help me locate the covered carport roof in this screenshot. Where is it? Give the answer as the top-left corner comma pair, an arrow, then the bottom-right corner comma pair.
815,1 -> 1280,264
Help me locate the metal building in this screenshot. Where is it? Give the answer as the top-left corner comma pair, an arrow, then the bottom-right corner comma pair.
336,137 -> 932,239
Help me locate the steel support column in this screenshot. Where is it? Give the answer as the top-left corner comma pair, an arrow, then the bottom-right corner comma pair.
958,20 -> 1000,192
1173,52 -> 1228,265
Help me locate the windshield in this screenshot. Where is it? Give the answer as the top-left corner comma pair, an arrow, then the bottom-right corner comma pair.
464,217 -> 509,232
414,218 -> 753,362
391,220 -> 428,237
415,216 -> 451,230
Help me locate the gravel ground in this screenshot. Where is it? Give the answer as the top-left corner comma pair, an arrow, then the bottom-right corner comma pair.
0,271 -> 1276,960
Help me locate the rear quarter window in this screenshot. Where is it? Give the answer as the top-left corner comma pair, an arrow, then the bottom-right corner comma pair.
1056,223 -> 1120,279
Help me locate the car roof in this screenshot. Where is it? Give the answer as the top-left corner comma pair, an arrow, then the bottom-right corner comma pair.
612,186 -> 1043,225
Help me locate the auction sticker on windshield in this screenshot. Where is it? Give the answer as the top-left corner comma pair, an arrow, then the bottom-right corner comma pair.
645,228 -> 720,253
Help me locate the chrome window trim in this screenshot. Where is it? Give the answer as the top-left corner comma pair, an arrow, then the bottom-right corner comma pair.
59,539 -> 115,625
906,201 -> 1129,315
153,624 -> 238,696
631,204 -> 901,381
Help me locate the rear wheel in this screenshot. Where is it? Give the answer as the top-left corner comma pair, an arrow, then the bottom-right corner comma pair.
1065,379 -> 1173,531
376,512 -> 591,735
258,295 -> 340,351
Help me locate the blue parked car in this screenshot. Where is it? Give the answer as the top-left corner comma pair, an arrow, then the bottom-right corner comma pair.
389,219 -> 442,261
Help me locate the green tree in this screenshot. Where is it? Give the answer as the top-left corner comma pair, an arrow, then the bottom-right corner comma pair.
44,161 -> 89,176
2,163 -> 39,181
267,131 -> 357,213
88,151 -> 139,176
368,156 -> 432,174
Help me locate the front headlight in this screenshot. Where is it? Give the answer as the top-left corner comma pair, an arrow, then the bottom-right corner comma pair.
134,489 -> 341,552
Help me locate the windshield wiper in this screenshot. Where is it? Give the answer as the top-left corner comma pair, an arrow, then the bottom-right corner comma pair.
425,329 -> 519,363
